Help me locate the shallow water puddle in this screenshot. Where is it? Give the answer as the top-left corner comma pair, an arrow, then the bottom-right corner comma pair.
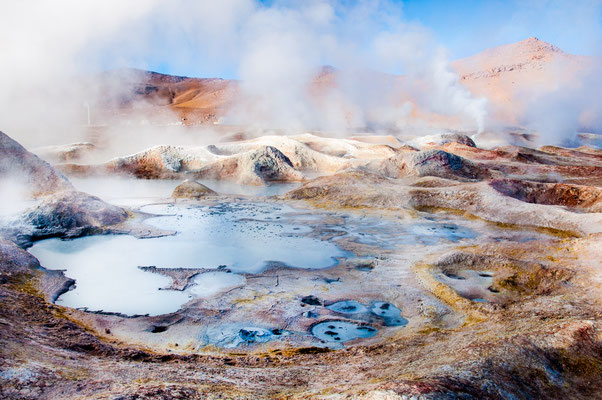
326,300 -> 368,314
201,324 -> 286,348
436,270 -> 498,302
341,216 -> 477,248
29,198 -> 545,324
312,321 -> 377,343
370,301 -> 408,327
188,271 -> 246,297
30,202 -> 346,315
325,300 -> 409,328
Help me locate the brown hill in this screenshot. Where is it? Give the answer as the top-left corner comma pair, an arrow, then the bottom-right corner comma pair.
91,69 -> 237,125
451,37 -> 593,126
93,38 -> 598,132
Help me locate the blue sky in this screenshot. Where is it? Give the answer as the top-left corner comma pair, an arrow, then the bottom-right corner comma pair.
401,0 -> 602,58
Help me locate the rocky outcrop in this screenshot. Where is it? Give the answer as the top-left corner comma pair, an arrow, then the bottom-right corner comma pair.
33,142 -> 96,164
171,180 -> 217,199
0,131 -> 73,196
490,179 -> 602,212
0,131 -> 130,246
20,191 -> 128,241
0,238 -> 41,274
285,171 -> 602,235
366,149 -> 490,182
196,146 -> 305,185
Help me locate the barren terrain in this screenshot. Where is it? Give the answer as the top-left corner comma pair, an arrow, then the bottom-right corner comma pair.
0,37 -> 601,400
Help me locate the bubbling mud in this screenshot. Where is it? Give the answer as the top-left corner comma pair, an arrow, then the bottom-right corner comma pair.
27,182 -> 558,347
311,321 -> 378,344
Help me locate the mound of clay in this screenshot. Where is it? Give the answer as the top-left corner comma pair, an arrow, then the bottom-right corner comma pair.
197,146 -> 305,185
406,150 -> 489,181
286,171 -> 393,207
249,146 -> 301,182
368,150 -> 489,181
105,145 -> 217,179
210,134 -> 353,173
0,131 -> 73,196
0,238 -> 41,273
22,191 -> 128,239
33,142 -> 96,164
490,179 -> 602,212
171,180 -> 216,199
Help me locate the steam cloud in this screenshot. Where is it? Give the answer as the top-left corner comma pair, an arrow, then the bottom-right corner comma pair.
0,0 -> 600,147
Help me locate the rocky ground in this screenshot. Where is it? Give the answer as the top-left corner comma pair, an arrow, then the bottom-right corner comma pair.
1,130 -> 601,399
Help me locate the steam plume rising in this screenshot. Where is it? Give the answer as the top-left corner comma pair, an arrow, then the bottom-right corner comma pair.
1,0 -> 600,147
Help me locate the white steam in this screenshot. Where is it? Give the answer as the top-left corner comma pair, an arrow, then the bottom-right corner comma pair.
0,0 -> 541,151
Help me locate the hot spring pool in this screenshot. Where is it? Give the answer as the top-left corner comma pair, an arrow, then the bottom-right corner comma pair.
29,198 -> 543,319
29,202 -> 349,316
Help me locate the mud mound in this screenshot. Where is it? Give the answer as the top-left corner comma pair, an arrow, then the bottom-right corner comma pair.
287,171 -> 602,235
105,145 -> 217,179
33,142 -> 96,164
539,146 -> 602,161
0,238 -> 41,273
408,150 -> 489,180
0,131 -> 73,196
171,180 -> 217,199
293,133 -> 399,160
197,146 -> 305,185
285,171 -> 390,204
490,179 -> 602,212
59,135 -> 403,183
368,150 -> 490,181
434,251 -> 574,302
22,191 -> 128,240
249,146 -> 300,182
211,135 -> 353,173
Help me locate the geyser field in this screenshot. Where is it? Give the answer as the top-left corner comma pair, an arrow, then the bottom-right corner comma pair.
1,1 -> 602,399
1,127 -> 601,399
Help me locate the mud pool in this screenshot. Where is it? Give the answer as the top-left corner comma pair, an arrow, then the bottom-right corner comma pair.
30,202 -> 349,315
312,321 -> 378,343
27,192 -> 557,347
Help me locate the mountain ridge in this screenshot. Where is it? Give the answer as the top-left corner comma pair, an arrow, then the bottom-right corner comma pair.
93,37 -> 597,130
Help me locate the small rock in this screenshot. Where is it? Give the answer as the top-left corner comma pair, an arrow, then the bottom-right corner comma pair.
171,180 -> 216,199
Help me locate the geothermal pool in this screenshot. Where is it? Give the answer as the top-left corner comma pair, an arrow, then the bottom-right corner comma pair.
30,202 -> 348,315
28,176 -> 556,349
29,196 -> 551,319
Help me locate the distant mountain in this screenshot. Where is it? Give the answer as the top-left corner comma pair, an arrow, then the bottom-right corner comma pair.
89,68 -> 237,124
90,38 -> 598,130
451,37 -> 593,126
